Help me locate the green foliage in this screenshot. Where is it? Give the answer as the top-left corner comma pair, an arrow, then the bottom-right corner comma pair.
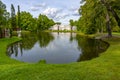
37,32 -> 54,47
78,0 -> 105,34
0,1 -> 10,28
1,1 -> 55,33
37,14 -> 55,31
0,1 -> 11,38
0,1 -> 5,27
19,11 -> 37,31
11,4 -> 16,30
17,5 -> 20,28
77,0 -> 120,34
69,19 -> 74,31
18,12 -> 54,32
69,19 -> 74,26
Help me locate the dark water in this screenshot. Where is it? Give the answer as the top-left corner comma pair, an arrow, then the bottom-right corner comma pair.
7,32 -> 109,64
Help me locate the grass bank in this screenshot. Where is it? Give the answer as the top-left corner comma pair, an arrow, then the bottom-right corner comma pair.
0,33 -> 120,80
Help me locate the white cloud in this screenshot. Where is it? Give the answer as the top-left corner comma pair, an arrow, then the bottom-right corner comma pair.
30,7 -> 39,11
2,0 -> 81,24
72,9 -> 79,16
55,13 -> 70,20
42,7 -> 62,18
34,3 -> 47,8
68,6 -> 80,16
69,6 -> 78,11
42,7 -> 70,21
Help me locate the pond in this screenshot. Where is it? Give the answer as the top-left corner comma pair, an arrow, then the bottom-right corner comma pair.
7,32 -> 109,64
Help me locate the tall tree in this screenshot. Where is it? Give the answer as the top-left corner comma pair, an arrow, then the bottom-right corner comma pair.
11,4 -> 16,30
0,0 -> 9,38
55,22 -> 61,31
0,1 -> 6,27
100,0 -> 120,27
17,5 -> 20,28
78,0 -> 102,34
69,19 -> 74,31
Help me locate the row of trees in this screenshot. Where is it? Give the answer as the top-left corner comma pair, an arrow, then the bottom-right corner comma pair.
18,12 -> 55,32
13,5 -> 55,32
0,0 -> 55,38
75,0 -> 120,37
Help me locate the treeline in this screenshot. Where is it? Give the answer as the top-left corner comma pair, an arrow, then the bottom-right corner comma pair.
0,0 -> 55,37
14,5 -> 55,32
19,12 -> 55,32
73,0 -> 120,36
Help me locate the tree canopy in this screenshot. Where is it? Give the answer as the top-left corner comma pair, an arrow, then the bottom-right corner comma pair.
19,11 -> 36,31
0,1 -> 8,28
76,0 -> 120,35
37,14 -> 55,31
11,4 -> 16,30
0,1 -> 10,38
1,0 -> 55,34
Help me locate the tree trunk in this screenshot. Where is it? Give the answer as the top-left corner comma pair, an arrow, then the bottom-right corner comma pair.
101,0 -> 120,27
0,28 -> 2,38
106,12 -> 112,37
71,26 -> 73,31
58,25 -> 59,31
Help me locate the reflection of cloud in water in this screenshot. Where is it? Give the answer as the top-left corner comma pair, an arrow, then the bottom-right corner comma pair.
45,33 -> 78,51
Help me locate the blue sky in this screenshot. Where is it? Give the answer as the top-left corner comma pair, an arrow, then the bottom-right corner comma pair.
2,0 -> 81,24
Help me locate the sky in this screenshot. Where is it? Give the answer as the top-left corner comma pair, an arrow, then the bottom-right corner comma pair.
2,0 -> 81,24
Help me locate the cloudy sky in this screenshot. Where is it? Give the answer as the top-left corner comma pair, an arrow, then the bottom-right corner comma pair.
2,0 -> 81,24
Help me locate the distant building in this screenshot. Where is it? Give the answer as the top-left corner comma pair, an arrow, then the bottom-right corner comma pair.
49,24 -> 58,30
50,24 -> 76,31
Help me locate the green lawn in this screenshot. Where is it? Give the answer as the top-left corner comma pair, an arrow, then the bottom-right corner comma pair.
0,34 -> 120,80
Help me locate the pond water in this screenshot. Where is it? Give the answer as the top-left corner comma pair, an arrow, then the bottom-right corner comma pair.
7,32 -> 109,64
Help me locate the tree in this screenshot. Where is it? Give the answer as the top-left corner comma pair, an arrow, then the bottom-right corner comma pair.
100,0 -> 120,27
11,4 -> 16,30
37,14 -> 55,31
0,1 -> 6,26
78,0 -> 102,34
0,1 -> 6,38
19,11 -> 37,31
77,0 -> 120,36
17,5 -> 20,28
100,0 -> 120,37
55,22 -> 61,31
0,1 -> 10,38
69,19 -> 74,31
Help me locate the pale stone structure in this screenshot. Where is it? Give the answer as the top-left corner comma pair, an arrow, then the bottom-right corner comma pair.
50,24 -> 76,31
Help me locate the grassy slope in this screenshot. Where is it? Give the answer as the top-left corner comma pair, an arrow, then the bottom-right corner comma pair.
0,34 -> 120,80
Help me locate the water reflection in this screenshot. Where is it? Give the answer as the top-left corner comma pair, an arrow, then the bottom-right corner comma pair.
7,32 -> 54,57
75,34 -> 109,61
7,32 -> 109,64
37,32 -> 54,48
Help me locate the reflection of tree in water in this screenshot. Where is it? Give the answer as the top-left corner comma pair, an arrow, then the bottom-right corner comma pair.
69,32 -> 76,42
21,32 -> 38,50
75,34 -> 109,62
37,32 -> 54,48
7,32 -> 54,57
7,32 -> 38,57
7,42 -> 23,57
